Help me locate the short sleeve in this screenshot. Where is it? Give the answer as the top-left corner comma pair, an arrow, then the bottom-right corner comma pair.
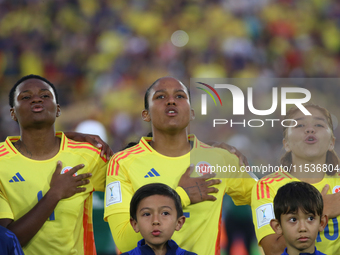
88,153 -> 108,192
104,156 -> 141,252
251,180 -> 276,245
104,156 -> 134,220
0,188 -> 14,219
222,152 -> 257,206
176,186 -> 191,208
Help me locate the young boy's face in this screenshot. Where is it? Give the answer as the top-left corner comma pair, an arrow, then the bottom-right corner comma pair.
271,208 -> 327,254
130,194 -> 185,249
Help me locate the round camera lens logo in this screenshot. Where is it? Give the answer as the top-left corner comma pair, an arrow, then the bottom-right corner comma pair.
196,161 -> 212,176
61,166 -> 78,177
333,186 -> 340,194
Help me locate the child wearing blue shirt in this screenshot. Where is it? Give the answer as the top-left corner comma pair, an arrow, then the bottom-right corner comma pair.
0,225 -> 24,255
121,183 -> 196,255
270,182 -> 328,255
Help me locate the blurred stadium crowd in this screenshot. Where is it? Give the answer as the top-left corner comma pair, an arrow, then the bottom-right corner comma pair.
1,0 -> 340,151
0,0 -> 340,254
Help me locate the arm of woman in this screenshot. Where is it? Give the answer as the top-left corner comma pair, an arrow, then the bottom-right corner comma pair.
105,156 -> 140,252
251,178 -> 286,255
107,213 -> 142,252
260,234 -> 286,255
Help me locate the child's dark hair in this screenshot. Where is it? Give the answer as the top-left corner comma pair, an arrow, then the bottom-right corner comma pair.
9,74 -> 59,107
274,181 -> 323,223
130,183 -> 183,221
144,77 -> 190,110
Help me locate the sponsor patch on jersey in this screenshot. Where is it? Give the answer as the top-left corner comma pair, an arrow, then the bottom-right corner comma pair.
61,166 -> 78,176
333,186 -> 340,194
256,203 -> 274,228
196,161 -> 212,176
106,181 -> 122,207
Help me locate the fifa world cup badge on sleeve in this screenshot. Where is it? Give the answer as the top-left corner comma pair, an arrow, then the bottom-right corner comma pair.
106,181 -> 122,206
256,203 -> 275,228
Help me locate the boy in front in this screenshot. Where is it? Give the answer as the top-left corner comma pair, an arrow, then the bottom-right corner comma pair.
270,182 -> 328,255
122,183 -> 196,255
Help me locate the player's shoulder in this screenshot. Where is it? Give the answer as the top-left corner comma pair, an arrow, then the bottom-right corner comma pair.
324,172 -> 340,187
196,140 -> 237,157
193,146 -> 240,174
196,140 -> 213,149
259,171 -> 293,181
252,172 -> 293,203
256,171 -> 293,188
110,143 -> 148,165
66,138 -> 100,154
0,138 -> 18,161
64,138 -> 109,164
200,144 -> 240,165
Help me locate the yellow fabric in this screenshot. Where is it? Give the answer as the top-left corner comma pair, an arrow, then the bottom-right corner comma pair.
175,186 -> 191,208
0,132 -> 107,255
251,171 -> 340,254
104,135 -> 256,254
107,213 -> 142,253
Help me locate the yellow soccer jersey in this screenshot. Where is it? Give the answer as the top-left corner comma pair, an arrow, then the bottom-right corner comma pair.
0,132 -> 108,255
251,171 -> 340,255
104,135 -> 256,255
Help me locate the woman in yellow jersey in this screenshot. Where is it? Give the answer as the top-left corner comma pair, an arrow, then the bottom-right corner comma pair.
251,103 -> 340,255
0,74 -> 112,255
104,77 -> 257,255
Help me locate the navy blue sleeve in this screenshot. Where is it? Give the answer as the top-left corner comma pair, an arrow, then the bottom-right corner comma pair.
0,226 -> 24,255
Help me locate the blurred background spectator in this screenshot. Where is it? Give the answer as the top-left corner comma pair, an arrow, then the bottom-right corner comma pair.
1,0 -> 340,254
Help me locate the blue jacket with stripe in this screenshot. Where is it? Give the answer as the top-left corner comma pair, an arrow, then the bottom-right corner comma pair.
121,239 -> 197,255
